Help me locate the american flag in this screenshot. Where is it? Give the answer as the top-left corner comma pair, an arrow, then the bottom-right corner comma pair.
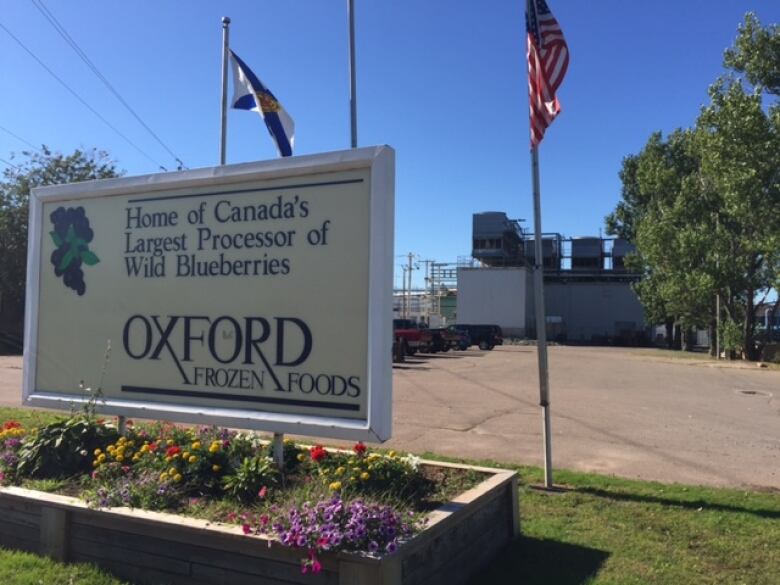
526,0 -> 569,146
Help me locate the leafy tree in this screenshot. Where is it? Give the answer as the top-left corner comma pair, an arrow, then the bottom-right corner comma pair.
0,148 -> 121,344
724,13 -> 780,96
695,79 -> 780,359
607,14 -> 780,359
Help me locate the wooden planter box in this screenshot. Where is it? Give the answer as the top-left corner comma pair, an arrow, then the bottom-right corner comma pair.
0,461 -> 518,585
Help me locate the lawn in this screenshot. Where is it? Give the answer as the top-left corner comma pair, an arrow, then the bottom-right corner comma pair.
1,407 -> 778,585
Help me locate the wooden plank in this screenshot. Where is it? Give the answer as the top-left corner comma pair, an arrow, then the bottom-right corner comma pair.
0,506 -> 41,528
70,551 -> 201,585
70,522 -> 337,584
191,562 -> 338,585
40,506 -> 68,561
0,519 -> 39,544
70,536 -> 191,575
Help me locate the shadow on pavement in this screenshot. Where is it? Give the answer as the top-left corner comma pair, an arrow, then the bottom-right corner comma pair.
576,486 -> 780,519
472,536 -> 609,585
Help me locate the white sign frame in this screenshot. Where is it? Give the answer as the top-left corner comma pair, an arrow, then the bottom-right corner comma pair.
23,146 -> 395,442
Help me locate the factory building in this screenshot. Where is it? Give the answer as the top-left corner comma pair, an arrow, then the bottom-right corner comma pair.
458,212 -> 648,344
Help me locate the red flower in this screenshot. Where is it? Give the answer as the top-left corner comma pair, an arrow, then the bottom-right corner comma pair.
2,421 -> 21,430
353,442 -> 367,456
242,523 -> 252,535
148,442 -> 158,453
166,446 -> 181,457
309,445 -> 328,463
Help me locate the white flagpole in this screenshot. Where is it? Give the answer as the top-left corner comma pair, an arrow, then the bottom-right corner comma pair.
531,145 -> 553,488
347,0 -> 358,148
219,16 -> 231,165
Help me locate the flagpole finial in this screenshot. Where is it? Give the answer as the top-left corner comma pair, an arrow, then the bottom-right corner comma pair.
222,16 -> 231,25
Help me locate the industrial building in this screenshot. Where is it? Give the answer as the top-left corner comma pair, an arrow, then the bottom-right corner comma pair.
458,212 -> 648,343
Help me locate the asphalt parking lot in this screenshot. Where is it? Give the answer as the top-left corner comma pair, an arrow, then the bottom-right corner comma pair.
2,347 -> 778,489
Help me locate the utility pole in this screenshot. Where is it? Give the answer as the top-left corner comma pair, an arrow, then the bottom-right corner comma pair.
407,253 -> 415,321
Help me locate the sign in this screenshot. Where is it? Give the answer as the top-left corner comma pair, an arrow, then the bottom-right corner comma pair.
23,146 -> 395,442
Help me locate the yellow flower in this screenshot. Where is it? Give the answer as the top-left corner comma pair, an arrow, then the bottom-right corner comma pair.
188,455 -> 198,464
329,481 -> 342,491
208,444 -> 219,454
212,464 -> 221,472
360,472 -> 370,481
335,466 -> 345,476
191,441 -> 201,450
349,476 -> 358,483
168,467 -> 177,476
297,453 -> 306,462
173,474 -> 183,483
97,454 -> 106,463
165,456 -> 172,463
126,440 -> 135,447
140,445 -> 149,453
115,455 -> 124,462
388,450 -> 397,458
182,451 -> 190,460
92,460 -> 99,467
93,448 -> 102,456
160,472 -> 169,481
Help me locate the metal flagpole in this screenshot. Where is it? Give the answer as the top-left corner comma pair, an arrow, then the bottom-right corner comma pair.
531,145 -> 553,488
347,0 -> 358,148
219,16 -> 231,165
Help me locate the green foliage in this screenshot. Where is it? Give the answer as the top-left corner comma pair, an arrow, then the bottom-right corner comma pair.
222,455 -> 279,502
16,416 -> 119,478
0,148 -> 120,318
723,12 -> 780,96
608,13 -> 780,358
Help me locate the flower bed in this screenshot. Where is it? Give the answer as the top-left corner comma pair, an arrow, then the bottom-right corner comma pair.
0,416 -> 518,584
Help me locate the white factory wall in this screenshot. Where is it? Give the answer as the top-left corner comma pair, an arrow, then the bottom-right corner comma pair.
456,267 -> 527,336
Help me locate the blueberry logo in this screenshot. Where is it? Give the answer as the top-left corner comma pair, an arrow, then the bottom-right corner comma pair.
49,206 -> 100,296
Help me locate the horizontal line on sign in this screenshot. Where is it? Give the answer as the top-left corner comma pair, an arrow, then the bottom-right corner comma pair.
120,385 -> 361,411
127,178 -> 365,203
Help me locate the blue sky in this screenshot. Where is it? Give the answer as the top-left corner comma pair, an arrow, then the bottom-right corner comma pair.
1,1 -> 778,288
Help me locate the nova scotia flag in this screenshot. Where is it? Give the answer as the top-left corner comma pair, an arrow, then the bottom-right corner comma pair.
229,50 -> 294,157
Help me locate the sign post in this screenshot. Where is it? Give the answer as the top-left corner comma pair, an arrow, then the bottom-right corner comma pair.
24,146 -> 395,443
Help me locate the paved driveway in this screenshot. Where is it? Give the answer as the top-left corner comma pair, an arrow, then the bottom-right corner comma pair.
2,347 -> 779,489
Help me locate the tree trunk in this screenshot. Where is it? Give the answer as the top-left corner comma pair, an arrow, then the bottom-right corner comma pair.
766,302 -> 778,344
673,324 -> 682,350
708,318 -> 717,357
665,318 -> 674,349
743,288 -> 757,360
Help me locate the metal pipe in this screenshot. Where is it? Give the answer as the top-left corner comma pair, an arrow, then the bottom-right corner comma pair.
531,146 -> 553,488
347,0 -> 358,148
219,17 -> 231,165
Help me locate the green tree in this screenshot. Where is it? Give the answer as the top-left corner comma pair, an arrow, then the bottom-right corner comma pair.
0,148 -> 121,345
695,79 -> 780,359
607,13 -> 780,360
723,12 -> 780,96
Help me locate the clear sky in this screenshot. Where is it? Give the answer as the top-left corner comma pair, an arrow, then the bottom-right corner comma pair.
1,1 -> 778,288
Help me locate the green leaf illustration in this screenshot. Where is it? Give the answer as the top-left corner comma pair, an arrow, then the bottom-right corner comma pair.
65,224 -> 76,244
58,248 -> 75,271
81,250 -> 100,266
50,231 -> 63,247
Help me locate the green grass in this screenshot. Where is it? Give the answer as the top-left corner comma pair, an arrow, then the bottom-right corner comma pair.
1,408 -> 779,584
0,548 -> 126,585
436,456 -> 780,585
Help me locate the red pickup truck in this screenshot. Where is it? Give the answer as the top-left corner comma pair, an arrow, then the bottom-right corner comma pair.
393,319 -> 433,356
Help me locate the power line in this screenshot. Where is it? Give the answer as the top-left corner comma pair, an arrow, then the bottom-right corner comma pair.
0,157 -> 20,169
31,0 -> 186,170
0,20 -> 169,171
0,124 -> 40,151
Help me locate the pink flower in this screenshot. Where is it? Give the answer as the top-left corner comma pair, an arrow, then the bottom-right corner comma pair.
242,524 -> 252,535
258,486 -> 268,499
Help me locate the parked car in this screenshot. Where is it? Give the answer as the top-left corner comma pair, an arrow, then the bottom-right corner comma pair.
444,326 -> 471,350
393,319 -> 432,356
450,324 -> 503,350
